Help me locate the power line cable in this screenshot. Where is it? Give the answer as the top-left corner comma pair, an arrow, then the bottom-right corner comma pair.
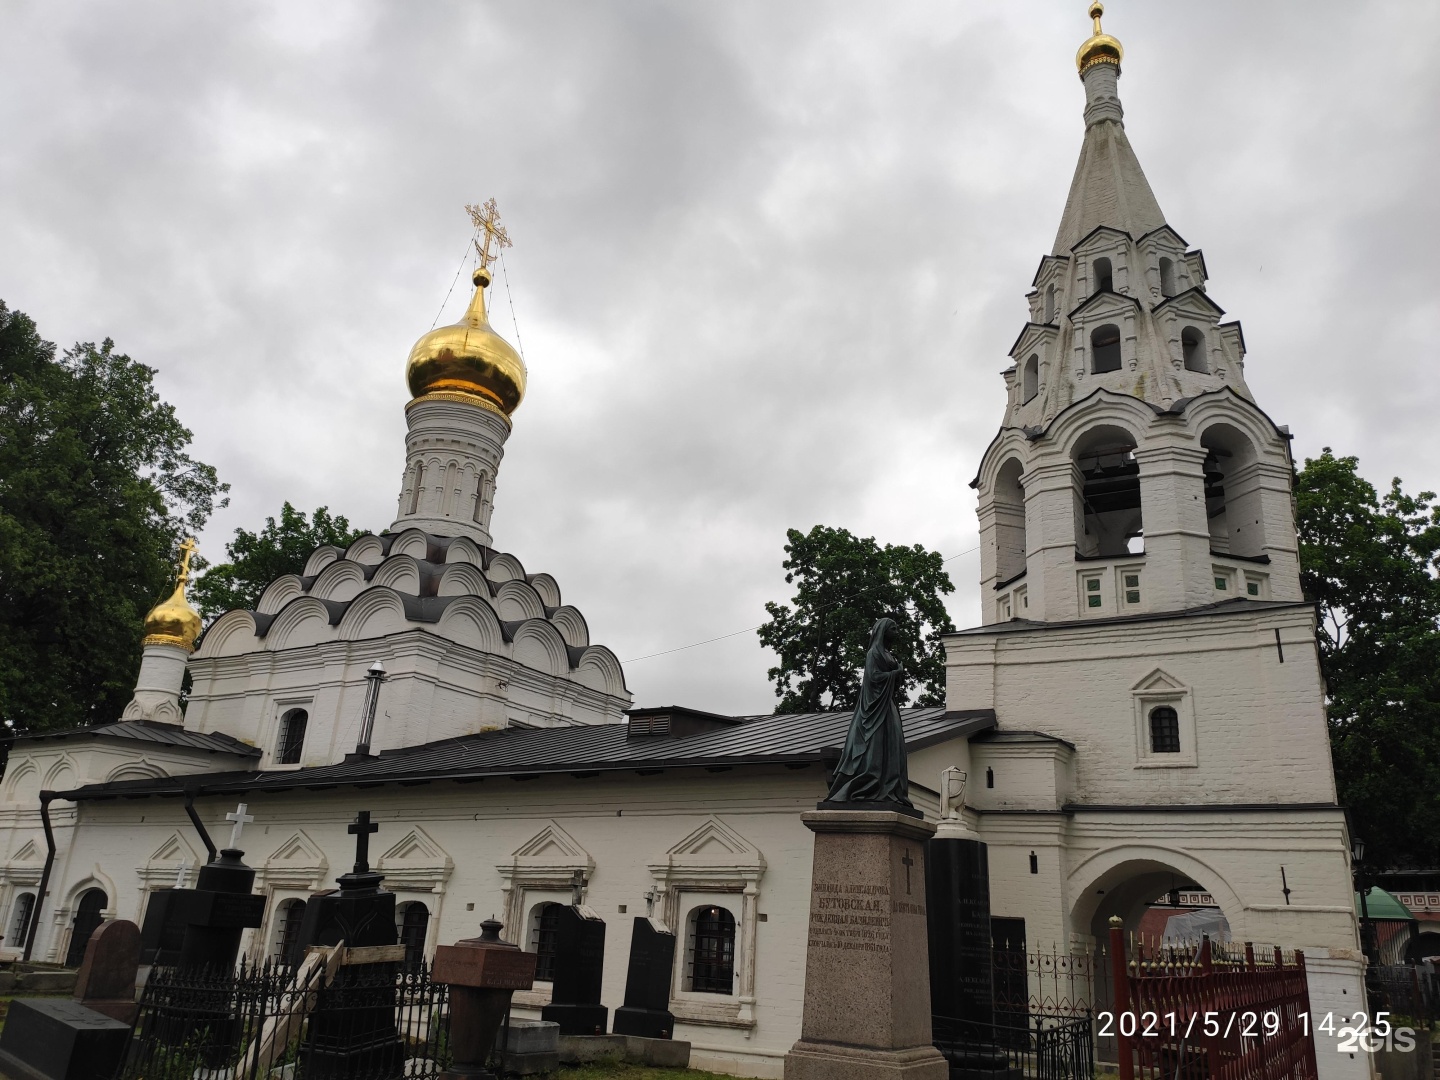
429,235 -> 476,331
498,249 -> 525,362
620,541 -> 982,664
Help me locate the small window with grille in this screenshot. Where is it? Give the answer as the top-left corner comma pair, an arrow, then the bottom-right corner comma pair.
277,709 -> 308,765
687,905 -> 736,995
528,902 -> 563,982
273,898 -> 307,963
1083,575 -> 1103,609
1149,706 -> 1181,754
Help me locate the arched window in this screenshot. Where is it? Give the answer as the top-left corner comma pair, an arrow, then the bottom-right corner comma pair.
1093,257 -> 1113,294
1149,707 -> 1181,753
1181,327 -> 1207,373
65,888 -> 107,968
407,463 -> 424,515
994,458 -> 1026,586
472,472 -> 488,523
277,709 -> 307,765
1022,355 -> 1039,403
1091,324 -> 1122,374
528,902 -> 564,982
1074,427 -> 1143,558
686,905 -> 736,995
273,898 -> 307,964
1158,257 -> 1177,297
1044,284 -> 1056,323
7,892 -> 35,947
397,902 -> 430,969
1201,424 -> 1264,558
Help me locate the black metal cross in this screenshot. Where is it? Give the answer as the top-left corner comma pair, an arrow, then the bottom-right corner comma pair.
901,849 -> 915,895
349,810 -> 380,874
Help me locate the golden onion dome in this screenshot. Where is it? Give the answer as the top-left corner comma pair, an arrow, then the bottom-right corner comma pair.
142,539 -> 202,650
1076,2 -> 1123,74
405,266 -> 526,417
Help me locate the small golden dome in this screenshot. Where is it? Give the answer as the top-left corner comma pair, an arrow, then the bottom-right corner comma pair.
143,539 -> 202,650
1076,2 -> 1123,73
405,267 -> 526,416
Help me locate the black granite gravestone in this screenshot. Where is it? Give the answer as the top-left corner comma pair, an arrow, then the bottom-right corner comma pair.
293,810 -> 405,1080
541,905 -> 608,1035
138,888 -> 189,966
926,836 -> 1014,1080
176,849 -> 266,971
612,917 -> 676,1038
0,997 -> 130,1080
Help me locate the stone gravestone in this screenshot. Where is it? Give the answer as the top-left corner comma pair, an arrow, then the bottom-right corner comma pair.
611,916 -> 676,1038
784,809 -> 948,1080
176,806 -> 265,971
540,902 -> 608,1036
0,998 -> 130,1080
432,917 -> 541,1080
72,918 -> 141,1025
927,836 -> 1014,1079
292,810 -> 406,1080
138,859 -> 193,968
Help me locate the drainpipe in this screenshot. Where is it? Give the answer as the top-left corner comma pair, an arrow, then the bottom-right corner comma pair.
23,791 -> 57,962
184,789 -> 218,863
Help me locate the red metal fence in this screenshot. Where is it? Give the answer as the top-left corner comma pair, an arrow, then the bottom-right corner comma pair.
1108,917 -> 1319,1080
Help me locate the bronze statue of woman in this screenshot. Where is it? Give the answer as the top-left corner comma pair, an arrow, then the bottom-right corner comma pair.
823,617 -> 912,809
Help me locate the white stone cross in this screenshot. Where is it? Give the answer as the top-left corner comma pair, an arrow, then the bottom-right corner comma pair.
173,858 -> 193,889
226,803 -> 255,849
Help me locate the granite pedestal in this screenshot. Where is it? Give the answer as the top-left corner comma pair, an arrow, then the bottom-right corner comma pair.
433,918 -> 537,1080
612,916 -> 677,1038
0,998 -> 130,1080
784,808 -> 948,1080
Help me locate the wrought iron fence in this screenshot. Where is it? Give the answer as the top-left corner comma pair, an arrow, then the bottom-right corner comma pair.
933,1015 -> 1095,1080
1373,963 -> 1440,1026
121,956 -> 450,1080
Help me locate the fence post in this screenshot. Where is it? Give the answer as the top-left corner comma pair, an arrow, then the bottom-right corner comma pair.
1109,916 -> 1135,1080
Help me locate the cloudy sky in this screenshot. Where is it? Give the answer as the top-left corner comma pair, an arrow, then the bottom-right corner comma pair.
2,1 -> 1435,715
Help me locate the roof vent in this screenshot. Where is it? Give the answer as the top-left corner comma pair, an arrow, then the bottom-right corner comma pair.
625,706 -> 740,740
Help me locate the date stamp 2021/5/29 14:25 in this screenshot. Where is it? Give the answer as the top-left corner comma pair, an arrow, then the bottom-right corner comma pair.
1097,1010 -> 1419,1054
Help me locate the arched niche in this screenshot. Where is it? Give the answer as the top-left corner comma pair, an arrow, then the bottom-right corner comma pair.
1072,425 -> 1143,557
1200,423 -> 1265,558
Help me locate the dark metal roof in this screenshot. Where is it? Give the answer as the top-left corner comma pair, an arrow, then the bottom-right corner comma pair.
18,719 -> 261,758
53,707 -> 995,802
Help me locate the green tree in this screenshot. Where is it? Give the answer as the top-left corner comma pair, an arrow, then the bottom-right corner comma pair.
1296,448 -> 1440,870
0,301 -> 228,735
192,503 -> 366,619
758,525 -> 956,713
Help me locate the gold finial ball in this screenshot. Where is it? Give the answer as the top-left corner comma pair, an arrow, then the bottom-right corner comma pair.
1077,1 -> 1123,73
1109,915 -> 1124,928
406,268 -> 526,415
143,583 -> 203,651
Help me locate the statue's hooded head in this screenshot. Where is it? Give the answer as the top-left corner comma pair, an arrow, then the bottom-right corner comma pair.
869,617 -> 899,659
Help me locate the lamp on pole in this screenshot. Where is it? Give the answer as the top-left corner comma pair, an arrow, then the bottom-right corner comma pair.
1351,836 -> 1383,1010
354,661 -> 387,759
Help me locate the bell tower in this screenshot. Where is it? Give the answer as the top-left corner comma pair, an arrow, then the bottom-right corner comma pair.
973,4 -> 1302,625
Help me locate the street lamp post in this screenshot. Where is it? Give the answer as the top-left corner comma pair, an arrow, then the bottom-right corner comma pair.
1352,837 -> 1384,1011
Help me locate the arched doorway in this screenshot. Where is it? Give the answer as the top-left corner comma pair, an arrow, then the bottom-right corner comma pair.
1070,856 -> 1237,1064
65,888 -> 107,967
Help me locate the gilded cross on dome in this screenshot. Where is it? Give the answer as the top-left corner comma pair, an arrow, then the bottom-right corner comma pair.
177,537 -> 198,584
465,198 -> 512,273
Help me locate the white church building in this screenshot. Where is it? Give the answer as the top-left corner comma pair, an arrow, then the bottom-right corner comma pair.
0,10 -> 1368,1079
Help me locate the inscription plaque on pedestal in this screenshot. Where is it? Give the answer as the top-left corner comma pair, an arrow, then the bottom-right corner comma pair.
784,809 -> 948,1080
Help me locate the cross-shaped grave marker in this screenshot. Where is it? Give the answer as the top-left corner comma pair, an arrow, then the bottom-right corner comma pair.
173,857 -> 193,889
901,849 -> 915,895
348,810 -> 380,874
225,803 -> 254,851
569,869 -> 586,907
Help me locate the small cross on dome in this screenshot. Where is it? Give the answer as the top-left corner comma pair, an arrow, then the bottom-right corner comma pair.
225,803 -> 254,850
465,198 -> 512,273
